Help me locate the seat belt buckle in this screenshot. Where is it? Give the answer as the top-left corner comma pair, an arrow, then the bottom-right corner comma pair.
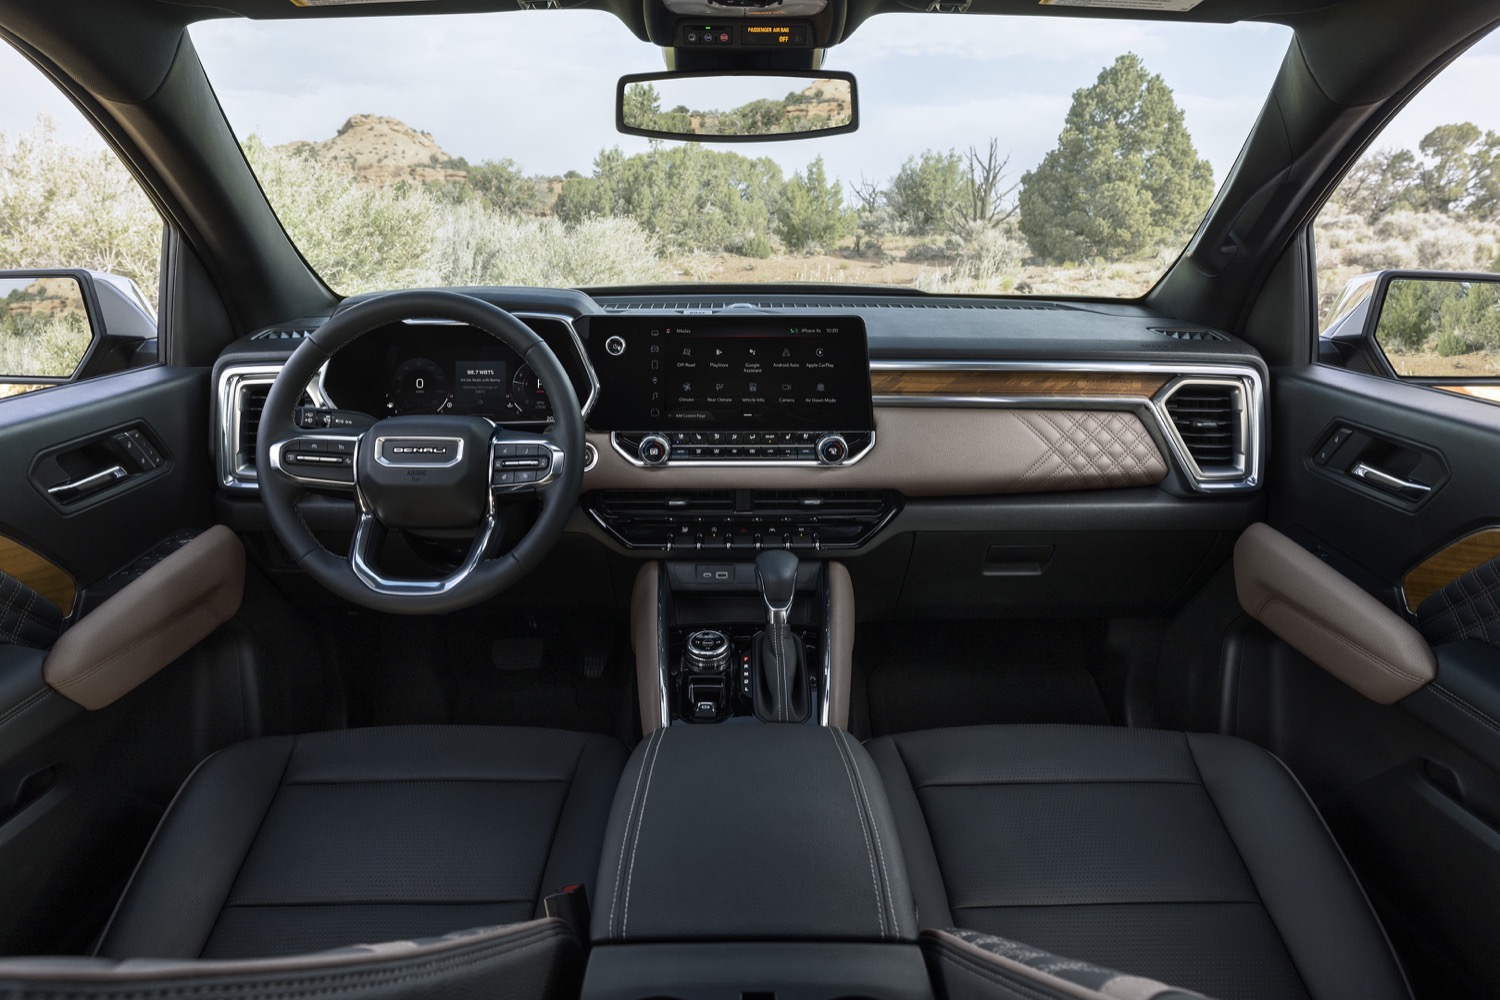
543,883 -> 590,938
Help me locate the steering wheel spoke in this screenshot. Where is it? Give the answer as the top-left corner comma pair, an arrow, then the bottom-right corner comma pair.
267,432 -> 362,490
348,509 -> 500,597
490,431 -> 568,498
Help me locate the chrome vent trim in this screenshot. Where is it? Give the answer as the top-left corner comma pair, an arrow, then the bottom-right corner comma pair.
215,365 -> 330,490
1153,376 -> 1259,491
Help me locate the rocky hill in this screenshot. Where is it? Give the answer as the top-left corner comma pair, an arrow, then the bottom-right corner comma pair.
277,114 -> 467,187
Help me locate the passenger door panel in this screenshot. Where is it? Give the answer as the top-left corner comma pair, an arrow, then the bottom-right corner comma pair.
1261,361 -> 1500,998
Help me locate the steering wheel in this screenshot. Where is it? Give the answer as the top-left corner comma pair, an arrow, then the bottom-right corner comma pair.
256,290 -> 585,614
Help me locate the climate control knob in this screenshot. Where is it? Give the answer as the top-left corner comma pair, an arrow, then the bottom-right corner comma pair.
639,434 -> 671,466
815,433 -> 849,465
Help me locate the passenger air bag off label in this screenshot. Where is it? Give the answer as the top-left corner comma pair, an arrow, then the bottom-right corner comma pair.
1039,0 -> 1204,11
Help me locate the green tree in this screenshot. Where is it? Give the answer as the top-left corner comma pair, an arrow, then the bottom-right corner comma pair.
776,156 -> 852,252
464,159 -> 550,216
888,150 -> 965,234
1376,278 -> 1450,352
1017,54 -> 1215,263
555,144 -> 782,256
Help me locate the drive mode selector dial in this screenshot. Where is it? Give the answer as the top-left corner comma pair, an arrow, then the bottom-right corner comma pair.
815,433 -> 849,465
685,629 -> 731,673
639,434 -> 671,465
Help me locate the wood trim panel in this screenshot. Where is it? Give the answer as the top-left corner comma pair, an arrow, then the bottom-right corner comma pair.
0,535 -> 76,615
870,369 -> 1171,399
1403,527 -> 1500,611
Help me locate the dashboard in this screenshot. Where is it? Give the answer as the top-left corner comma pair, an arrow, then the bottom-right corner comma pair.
213,291 -> 1268,564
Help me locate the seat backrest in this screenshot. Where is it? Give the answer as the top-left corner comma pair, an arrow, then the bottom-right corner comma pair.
0,919 -> 581,1000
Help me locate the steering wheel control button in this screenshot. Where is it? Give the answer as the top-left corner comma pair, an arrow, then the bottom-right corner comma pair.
604,335 -> 627,356
639,434 -> 671,465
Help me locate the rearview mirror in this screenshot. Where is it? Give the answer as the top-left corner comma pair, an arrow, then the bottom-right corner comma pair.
617,71 -> 857,142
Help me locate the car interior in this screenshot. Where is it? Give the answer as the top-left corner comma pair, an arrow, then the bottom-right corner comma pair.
1,2 -> 1500,1000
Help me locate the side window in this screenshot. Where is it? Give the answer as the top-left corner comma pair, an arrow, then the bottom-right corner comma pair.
1315,30 -> 1500,382
0,43 -> 163,399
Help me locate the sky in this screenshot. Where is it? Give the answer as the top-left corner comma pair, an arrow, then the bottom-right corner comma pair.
2,10 -> 1499,197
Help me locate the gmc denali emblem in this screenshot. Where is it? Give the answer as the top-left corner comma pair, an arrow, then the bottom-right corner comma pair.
374,436 -> 465,468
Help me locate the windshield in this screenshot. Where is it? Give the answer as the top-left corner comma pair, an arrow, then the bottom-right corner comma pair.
192,12 -> 1289,298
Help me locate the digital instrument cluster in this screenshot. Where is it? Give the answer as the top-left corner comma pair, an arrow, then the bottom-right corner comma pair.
320,319 -> 590,423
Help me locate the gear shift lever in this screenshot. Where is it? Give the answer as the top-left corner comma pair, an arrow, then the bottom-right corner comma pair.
753,550 -> 810,723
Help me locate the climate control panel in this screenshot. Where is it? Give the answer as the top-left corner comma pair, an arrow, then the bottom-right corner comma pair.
614,430 -> 873,467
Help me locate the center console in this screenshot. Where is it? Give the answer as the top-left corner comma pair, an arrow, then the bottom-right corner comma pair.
582,724 -> 930,1000
630,554 -> 855,731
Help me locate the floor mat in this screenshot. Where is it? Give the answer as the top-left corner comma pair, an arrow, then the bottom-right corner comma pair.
329,611 -> 634,739
856,620 -> 1112,737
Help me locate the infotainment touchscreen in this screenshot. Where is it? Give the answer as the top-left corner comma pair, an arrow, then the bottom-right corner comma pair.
582,316 -> 873,432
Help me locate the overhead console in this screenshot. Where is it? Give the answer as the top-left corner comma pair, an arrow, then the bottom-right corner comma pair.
582,314 -> 874,468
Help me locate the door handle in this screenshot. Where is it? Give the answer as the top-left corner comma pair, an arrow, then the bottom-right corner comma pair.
1350,462 -> 1431,495
46,465 -> 128,503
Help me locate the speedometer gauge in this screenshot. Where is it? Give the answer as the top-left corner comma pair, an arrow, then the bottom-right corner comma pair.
391,358 -> 450,413
508,363 -> 551,419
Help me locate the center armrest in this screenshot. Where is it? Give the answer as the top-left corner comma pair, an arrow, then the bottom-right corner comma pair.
590,725 -> 918,944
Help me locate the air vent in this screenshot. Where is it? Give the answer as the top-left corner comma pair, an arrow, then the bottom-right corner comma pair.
218,366 -> 325,488
251,328 -> 317,341
1150,327 -> 1228,342
238,382 -> 269,468
1164,382 -> 1242,475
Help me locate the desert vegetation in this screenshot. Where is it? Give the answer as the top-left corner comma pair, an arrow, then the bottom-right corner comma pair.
1,51 -> 1496,336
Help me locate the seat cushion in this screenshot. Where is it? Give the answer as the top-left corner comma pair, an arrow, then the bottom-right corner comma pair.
97,725 -> 627,960
866,725 -> 1410,1000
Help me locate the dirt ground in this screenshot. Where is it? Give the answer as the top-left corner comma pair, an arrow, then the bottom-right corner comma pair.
1385,349 -> 1500,378
673,237 -> 1164,299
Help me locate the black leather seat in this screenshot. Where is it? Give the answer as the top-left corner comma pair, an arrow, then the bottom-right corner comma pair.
96,725 -> 627,960
867,725 -> 1411,1000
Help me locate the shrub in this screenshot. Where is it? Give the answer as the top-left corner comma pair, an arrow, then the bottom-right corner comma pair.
244,135 -> 436,295
428,205 -> 668,287
0,116 -> 163,305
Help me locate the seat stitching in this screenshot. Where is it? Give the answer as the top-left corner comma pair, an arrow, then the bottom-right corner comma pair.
220,897 -> 539,908
829,728 -> 887,938
1430,683 -> 1500,738
207,739 -> 300,949
838,728 -> 899,935
529,741 -> 587,916
608,728 -> 657,937
0,686 -> 51,731
1182,735 -> 1314,999
1430,681 -> 1500,731
780,620 -> 792,722
283,777 -> 574,786
1257,596 -> 1429,686
912,777 -> 1201,789
888,737 -> 955,928
621,728 -> 667,939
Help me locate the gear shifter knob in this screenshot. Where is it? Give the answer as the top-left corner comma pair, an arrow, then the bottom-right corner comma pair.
755,549 -> 799,613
